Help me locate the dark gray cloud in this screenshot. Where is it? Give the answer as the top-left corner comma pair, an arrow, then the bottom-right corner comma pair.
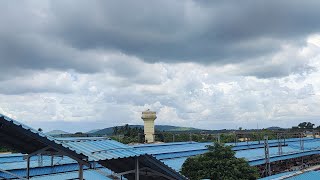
49,0 -> 320,63
0,0 -> 319,80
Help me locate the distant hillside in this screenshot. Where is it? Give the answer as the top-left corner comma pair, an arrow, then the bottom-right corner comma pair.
90,125 -> 203,135
266,126 -> 283,130
154,125 -> 200,132
46,130 -> 70,135
86,129 -> 101,134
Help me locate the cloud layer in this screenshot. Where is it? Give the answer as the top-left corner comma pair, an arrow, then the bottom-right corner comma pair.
0,0 -> 320,132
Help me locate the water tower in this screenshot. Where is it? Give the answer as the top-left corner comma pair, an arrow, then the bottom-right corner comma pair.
141,109 -> 157,143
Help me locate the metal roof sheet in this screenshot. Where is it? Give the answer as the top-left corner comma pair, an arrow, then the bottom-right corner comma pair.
133,138 -> 320,159
0,114 -> 187,180
258,171 -> 298,180
0,163 -> 81,179
0,114 -> 87,162
289,140 -> 320,151
60,138 -> 146,161
132,138 -> 320,160
287,171 -> 320,180
131,138 -> 320,172
249,150 -> 320,166
161,157 -> 188,171
30,169 -> 113,180
0,114 -> 145,162
225,137 -> 314,147
0,157 -> 75,171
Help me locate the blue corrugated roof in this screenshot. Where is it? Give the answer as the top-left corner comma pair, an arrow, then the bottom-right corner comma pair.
0,159 -> 111,179
287,171 -> 320,180
1,114 -> 187,180
0,114 -> 146,161
289,140 -> 320,150
30,169 -> 113,180
0,157 -> 75,171
55,137 -> 109,141
59,138 -> 146,161
0,163 -> 81,179
258,171 -> 298,180
131,138 -> 320,171
225,137 -> 314,147
248,150 -> 320,166
161,157 -> 188,171
132,138 -> 320,161
132,141 -> 210,159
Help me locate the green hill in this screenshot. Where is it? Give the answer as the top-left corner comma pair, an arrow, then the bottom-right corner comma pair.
46,130 -> 70,135
90,125 -> 203,135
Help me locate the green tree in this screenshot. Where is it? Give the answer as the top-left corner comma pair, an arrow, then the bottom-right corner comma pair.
113,126 -> 119,135
298,122 -> 315,129
181,143 -> 259,180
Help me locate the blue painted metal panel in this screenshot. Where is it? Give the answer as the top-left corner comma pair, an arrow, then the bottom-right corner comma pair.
0,163 -> 80,179
133,138 -> 320,159
133,142 -> 210,157
0,161 -> 108,179
287,171 -> 320,180
289,140 -> 320,150
0,114 -> 187,180
249,150 -> 320,166
60,139 -> 146,161
0,114 -> 146,161
132,138 -> 320,161
155,150 -> 208,160
0,153 -> 25,163
258,171 -> 298,180
131,138 -> 320,171
30,169 -> 114,180
161,157 -> 188,171
55,137 -> 109,141
0,157 -> 75,171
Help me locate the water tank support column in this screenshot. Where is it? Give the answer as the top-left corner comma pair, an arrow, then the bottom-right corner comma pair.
141,109 -> 157,143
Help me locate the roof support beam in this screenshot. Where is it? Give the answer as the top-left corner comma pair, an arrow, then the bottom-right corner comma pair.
0,168 -> 27,180
140,167 -> 176,180
135,157 -> 139,180
22,145 -> 91,169
51,153 -> 54,166
26,156 -> 30,179
117,169 -> 136,176
23,146 -> 51,160
116,166 -> 177,180
79,163 -> 84,180
54,149 -> 91,168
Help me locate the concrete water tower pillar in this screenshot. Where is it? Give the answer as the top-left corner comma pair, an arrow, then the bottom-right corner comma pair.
141,109 -> 157,143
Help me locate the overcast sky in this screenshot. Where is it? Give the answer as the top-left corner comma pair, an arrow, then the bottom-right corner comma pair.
1,0 -> 320,132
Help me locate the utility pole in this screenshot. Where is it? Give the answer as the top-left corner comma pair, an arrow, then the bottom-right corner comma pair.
264,136 -> 271,177
300,133 -> 304,151
277,134 -> 282,155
